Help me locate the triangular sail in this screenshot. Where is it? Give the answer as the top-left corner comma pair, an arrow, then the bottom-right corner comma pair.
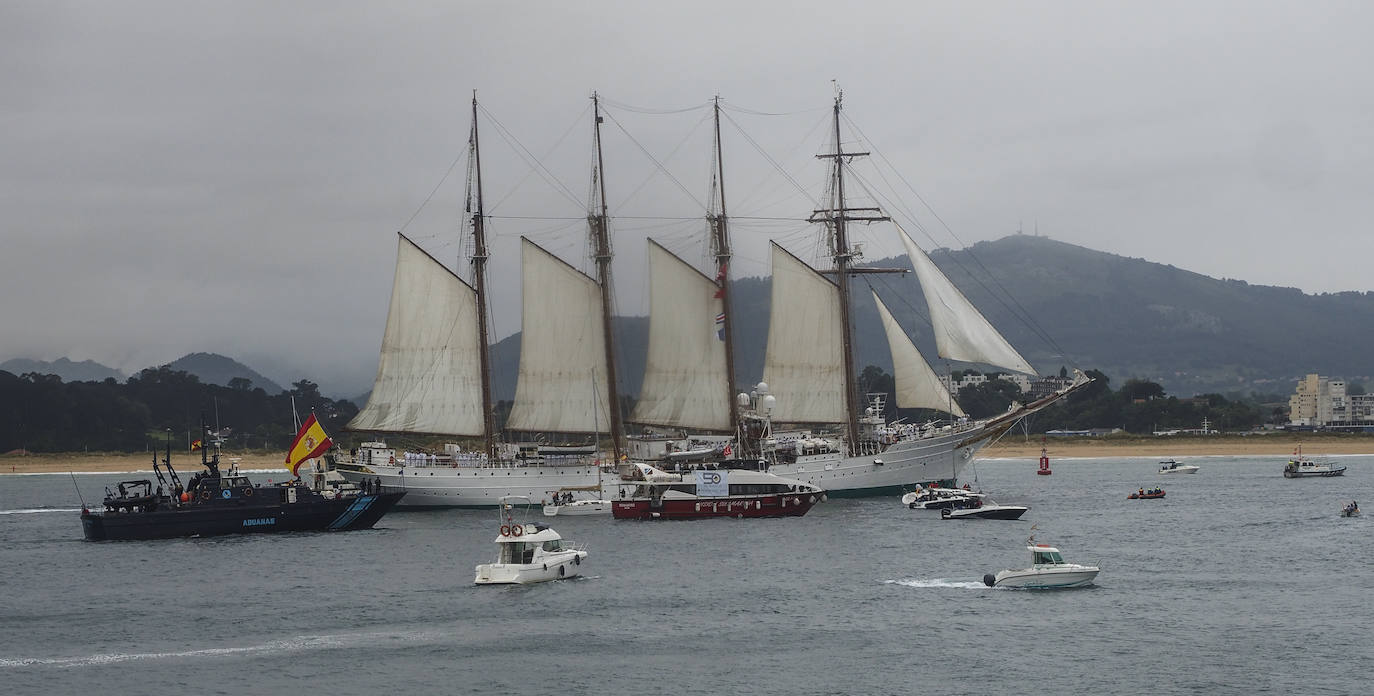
762,243 -> 847,423
898,227 -> 1036,375
506,238 -> 612,433
871,291 -> 966,417
348,235 -> 486,435
631,240 -> 732,431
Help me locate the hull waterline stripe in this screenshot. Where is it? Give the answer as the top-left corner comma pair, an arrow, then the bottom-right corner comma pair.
329,495 -> 375,530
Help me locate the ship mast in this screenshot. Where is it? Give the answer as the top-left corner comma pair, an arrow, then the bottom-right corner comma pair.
467,92 -> 497,459
710,96 -> 740,428
590,92 -> 625,461
808,91 -> 890,451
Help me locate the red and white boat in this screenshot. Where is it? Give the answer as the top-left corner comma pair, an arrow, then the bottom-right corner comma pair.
611,464 -> 825,520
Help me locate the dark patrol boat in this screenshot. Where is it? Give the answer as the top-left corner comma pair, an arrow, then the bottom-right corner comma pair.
81,426 -> 405,541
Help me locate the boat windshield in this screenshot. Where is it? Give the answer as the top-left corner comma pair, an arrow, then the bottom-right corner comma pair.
541,539 -> 564,552
1033,551 -> 1064,565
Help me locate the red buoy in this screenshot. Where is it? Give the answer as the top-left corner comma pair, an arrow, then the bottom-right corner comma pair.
1037,439 -> 1052,475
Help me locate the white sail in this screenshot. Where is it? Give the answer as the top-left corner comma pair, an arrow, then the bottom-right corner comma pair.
762,243 -> 847,423
506,238 -> 612,433
348,235 -> 486,435
871,291 -> 966,417
631,240 -> 732,431
898,227 -> 1036,375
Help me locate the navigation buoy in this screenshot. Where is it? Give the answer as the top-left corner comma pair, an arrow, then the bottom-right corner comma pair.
1037,439 -> 1052,476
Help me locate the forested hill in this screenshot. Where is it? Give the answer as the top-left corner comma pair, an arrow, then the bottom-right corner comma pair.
486,235 -> 1370,400
0,358 -> 123,383
909,235 -> 1374,395
167,352 -> 285,394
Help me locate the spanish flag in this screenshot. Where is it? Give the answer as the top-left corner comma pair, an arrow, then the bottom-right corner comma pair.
190,440 -> 202,451
285,413 -> 333,476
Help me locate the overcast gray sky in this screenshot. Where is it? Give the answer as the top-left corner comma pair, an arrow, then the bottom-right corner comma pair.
4,0 -> 1371,397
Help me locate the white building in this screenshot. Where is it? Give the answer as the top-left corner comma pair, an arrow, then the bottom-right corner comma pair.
1288,373 -> 1373,427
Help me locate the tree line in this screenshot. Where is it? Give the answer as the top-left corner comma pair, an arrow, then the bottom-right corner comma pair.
0,367 -> 357,453
856,366 -> 1280,433
1,363 -> 1282,454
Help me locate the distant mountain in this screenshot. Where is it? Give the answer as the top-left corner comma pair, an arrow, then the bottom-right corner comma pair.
0,357 -> 123,383
910,235 -> 1374,395
164,352 -> 286,394
479,234 -> 1373,401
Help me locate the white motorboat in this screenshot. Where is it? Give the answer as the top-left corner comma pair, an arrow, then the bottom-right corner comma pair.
1157,459 -> 1199,474
901,485 -> 987,510
1283,449 -> 1347,478
543,498 -> 613,516
983,543 -> 1099,589
941,501 -> 1028,520
475,497 -> 588,584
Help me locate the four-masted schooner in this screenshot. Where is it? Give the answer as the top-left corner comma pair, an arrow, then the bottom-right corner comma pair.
334,90 -> 1089,505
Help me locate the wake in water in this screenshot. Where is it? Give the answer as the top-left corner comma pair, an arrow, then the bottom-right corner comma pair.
0,508 -> 85,515
0,628 -> 444,669
883,578 -> 988,590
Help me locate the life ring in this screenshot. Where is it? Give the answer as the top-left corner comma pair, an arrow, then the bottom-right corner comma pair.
500,524 -> 511,536
242,487 -> 253,497
574,556 -> 581,565
511,524 -> 524,537
200,489 -> 211,501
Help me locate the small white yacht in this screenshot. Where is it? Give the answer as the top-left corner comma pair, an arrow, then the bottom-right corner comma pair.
941,502 -> 1029,520
901,485 -> 988,510
542,498 -> 613,516
475,497 -> 588,584
983,543 -> 1099,589
1158,459 -> 1199,474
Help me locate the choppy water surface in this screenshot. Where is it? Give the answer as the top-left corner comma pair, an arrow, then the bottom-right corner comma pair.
2,455 -> 1371,695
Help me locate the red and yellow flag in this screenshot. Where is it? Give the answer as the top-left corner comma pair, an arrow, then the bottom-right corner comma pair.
285,413 -> 333,476
190,440 -> 202,451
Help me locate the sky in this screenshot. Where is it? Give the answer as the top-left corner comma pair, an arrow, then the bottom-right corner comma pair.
3,0 -> 1372,397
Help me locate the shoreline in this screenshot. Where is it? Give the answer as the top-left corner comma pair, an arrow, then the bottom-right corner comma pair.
4,434 -> 1373,474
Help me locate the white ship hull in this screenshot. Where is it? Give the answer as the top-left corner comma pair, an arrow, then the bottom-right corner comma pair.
334,460 -> 603,508
764,419 -> 1015,497
475,550 -> 588,584
990,567 -> 1099,589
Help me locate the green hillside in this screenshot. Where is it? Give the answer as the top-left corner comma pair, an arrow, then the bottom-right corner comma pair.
485,234 -> 1368,400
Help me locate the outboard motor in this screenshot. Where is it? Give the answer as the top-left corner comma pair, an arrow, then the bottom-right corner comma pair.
983,574 -> 997,587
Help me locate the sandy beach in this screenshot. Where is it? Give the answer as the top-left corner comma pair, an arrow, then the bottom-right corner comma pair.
0,452 -> 294,475
4,434 -> 1373,474
982,434 -> 1374,459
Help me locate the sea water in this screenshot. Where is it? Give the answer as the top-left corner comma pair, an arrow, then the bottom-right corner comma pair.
1,455 -> 1370,695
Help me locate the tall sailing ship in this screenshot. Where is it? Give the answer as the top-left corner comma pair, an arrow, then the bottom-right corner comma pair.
333,91 -> 1089,505
633,91 -> 1088,495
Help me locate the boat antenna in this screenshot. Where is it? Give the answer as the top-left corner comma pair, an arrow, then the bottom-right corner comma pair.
69,470 -> 87,511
